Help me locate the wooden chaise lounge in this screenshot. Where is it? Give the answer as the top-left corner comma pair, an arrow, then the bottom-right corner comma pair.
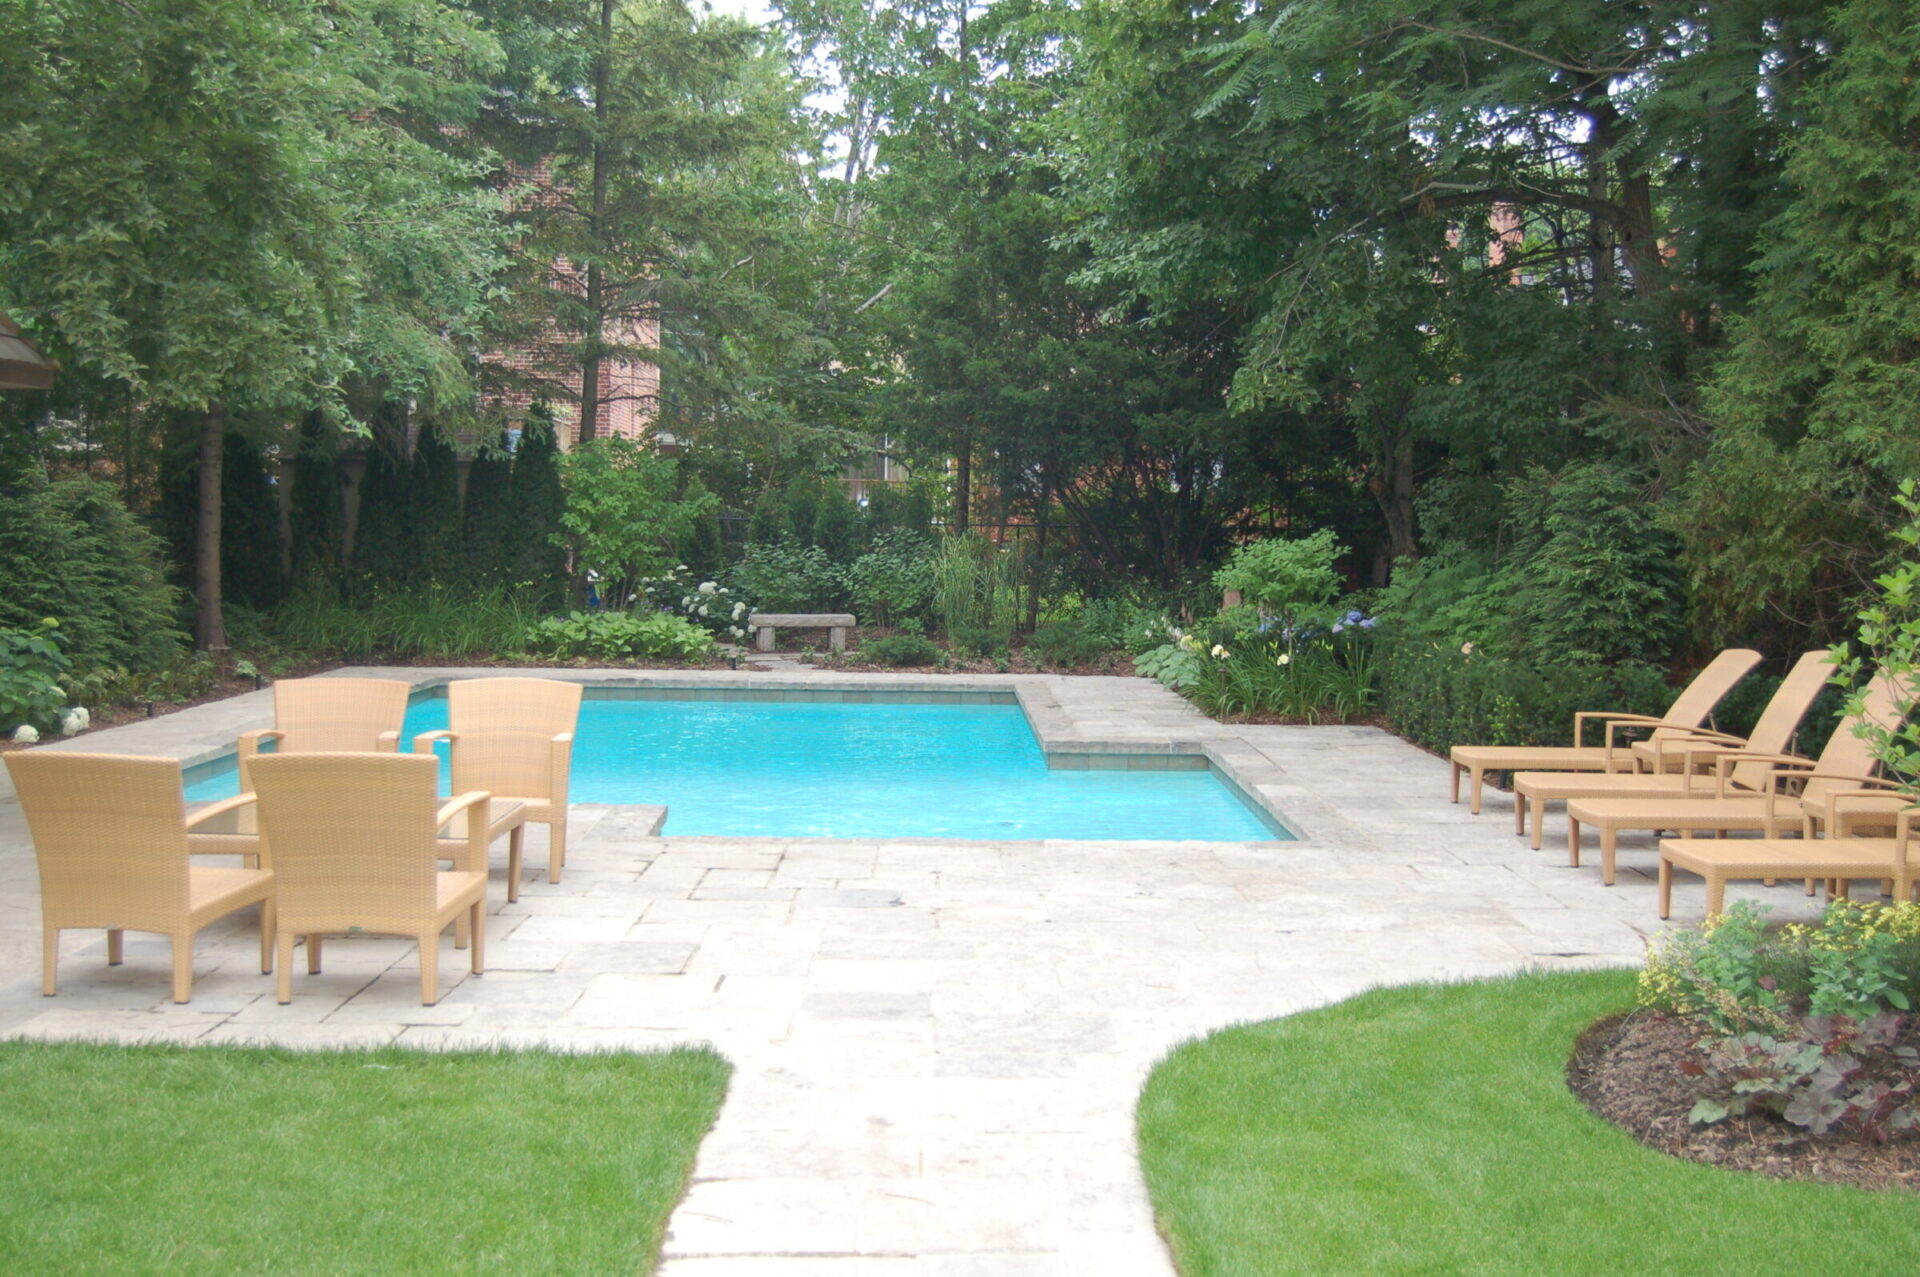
1508,649 -> 1832,847
1448,648 -> 1762,813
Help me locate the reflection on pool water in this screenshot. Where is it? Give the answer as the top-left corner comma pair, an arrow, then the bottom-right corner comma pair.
186,694 -> 1285,841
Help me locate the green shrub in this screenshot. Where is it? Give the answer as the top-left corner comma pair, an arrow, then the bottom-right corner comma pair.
0,475 -> 186,673
1377,639 -> 1671,755
1025,620 -> 1115,669
0,620 -> 71,733
948,622 -> 1011,658
1832,477 -> 1920,797
558,437 -> 717,607
860,633 -> 939,667
273,582 -> 542,661
1640,900 -> 1920,1140
530,610 -> 713,662
638,567 -> 751,643
729,535 -> 848,611
1211,529 -> 1343,634
848,532 -> 934,628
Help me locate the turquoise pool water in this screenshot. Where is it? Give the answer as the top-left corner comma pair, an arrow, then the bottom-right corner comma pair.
185,696 -> 1283,841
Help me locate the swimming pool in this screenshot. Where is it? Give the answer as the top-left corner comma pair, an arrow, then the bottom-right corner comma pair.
185,691 -> 1285,841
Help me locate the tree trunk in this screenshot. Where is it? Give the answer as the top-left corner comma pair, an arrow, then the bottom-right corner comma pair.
1366,417 -> 1418,566
578,0 -> 615,444
953,438 -> 971,535
195,403 -> 228,651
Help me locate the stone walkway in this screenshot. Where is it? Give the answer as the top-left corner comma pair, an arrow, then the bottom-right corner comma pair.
0,668 -> 1834,1274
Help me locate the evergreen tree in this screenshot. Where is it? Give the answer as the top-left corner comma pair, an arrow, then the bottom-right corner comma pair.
813,488 -> 858,563
507,409 -> 567,606
412,426 -> 464,586
351,432 -> 417,592
287,412 -> 345,588
220,429 -> 285,610
461,430 -> 517,586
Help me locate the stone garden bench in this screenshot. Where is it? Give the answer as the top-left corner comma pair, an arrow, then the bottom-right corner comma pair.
747,612 -> 856,653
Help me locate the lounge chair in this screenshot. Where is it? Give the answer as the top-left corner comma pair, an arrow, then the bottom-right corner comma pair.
248,752 -> 488,1006
1658,808 -> 1917,919
412,677 -> 581,897
1448,647 -> 1762,813
4,752 -> 273,1002
1508,649 -> 1833,847
1563,670 -> 1916,884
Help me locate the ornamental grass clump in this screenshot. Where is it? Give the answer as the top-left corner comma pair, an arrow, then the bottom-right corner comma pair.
1639,900 -> 1920,1140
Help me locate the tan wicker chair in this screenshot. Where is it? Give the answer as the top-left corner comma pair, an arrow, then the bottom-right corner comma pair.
1563,670 -> 1916,885
4,752 -> 273,1003
1508,649 -> 1834,847
1658,808 -> 1917,919
248,752 -> 488,1006
1447,647 -> 1763,813
237,676 -> 410,782
413,677 -> 581,896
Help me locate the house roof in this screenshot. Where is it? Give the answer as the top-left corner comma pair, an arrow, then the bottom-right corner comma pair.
0,311 -> 56,390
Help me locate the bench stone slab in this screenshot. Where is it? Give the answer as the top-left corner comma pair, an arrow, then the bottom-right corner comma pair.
748,612 -> 856,652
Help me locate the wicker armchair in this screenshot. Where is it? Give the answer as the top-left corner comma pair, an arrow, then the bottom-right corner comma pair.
237,677 -> 410,783
248,752 -> 488,1006
413,677 -> 581,897
4,752 -> 274,1003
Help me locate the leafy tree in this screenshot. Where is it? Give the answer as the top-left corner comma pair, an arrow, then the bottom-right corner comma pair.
0,0 -> 506,646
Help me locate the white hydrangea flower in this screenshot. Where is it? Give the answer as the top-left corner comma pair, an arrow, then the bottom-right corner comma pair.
57,706 -> 89,736
12,724 -> 40,744
698,581 -> 718,595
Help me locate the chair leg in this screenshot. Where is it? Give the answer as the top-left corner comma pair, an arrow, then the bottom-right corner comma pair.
507,826 -> 524,903
1529,799 -> 1545,852
42,925 -> 58,996
419,933 -> 440,1006
1450,762 -> 1461,805
259,902 -> 274,975
1514,796 -> 1526,837
1706,874 -> 1727,918
276,931 -> 295,1004
469,902 -> 485,975
1470,767 -> 1484,816
454,911 -> 470,951
1658,857 -> 1674,918
1600,827 -> 1619,886
107,929 -> 123,966
308,933 -> 324,975
1567,817 -> 1583,869
548,816 -> 567,884
171,933 -> 194,1004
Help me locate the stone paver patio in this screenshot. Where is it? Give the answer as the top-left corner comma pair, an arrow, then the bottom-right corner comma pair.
0,667 -> 1837,1273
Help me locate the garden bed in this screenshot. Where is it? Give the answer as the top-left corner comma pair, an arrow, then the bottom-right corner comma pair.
1571,1008 -> 1920,1192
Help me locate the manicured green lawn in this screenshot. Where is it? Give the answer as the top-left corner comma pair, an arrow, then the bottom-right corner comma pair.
1138,970 -> 1920,1275
0,1041 -> 730,1272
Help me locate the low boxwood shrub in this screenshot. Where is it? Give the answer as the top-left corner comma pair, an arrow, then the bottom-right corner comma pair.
1025,620 -> 1114,669
860,634 -> 938,667
1377,639 -> 1670,755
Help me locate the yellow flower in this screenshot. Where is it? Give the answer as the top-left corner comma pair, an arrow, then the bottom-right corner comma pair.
1210,644 -> 1230,659
1277,653 -> 1290,666
1460,641 -> 1476,655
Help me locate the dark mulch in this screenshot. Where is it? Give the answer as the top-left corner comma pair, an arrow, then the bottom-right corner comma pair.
1569,1008 -> 1920,1192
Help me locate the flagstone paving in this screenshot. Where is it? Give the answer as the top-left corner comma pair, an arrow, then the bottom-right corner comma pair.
0,667 -> 1838,1274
